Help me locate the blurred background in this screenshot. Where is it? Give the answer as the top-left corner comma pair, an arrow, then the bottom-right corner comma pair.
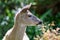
0,0 -> 60,40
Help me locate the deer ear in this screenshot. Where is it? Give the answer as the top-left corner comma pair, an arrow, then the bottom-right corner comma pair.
20,3 -> 32,13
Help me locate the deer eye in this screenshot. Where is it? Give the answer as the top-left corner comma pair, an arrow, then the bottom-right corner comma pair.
28,15 -> 32,17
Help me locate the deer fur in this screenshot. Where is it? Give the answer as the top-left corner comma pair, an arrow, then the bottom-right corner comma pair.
2,4 -> 42,40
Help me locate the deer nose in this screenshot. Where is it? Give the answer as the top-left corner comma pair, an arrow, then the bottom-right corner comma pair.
38,21 -> 42,24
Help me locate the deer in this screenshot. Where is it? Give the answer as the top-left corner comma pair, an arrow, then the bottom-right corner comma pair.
2,4 -> 42,40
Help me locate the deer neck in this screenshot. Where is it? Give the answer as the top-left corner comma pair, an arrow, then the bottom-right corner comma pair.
11,21 -> 27,40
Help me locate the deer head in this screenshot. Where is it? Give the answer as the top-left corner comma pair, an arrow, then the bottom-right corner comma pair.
15,4 -> 42,26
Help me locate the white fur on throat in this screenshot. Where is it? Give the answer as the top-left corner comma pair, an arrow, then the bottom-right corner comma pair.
23,33 -> 29,40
